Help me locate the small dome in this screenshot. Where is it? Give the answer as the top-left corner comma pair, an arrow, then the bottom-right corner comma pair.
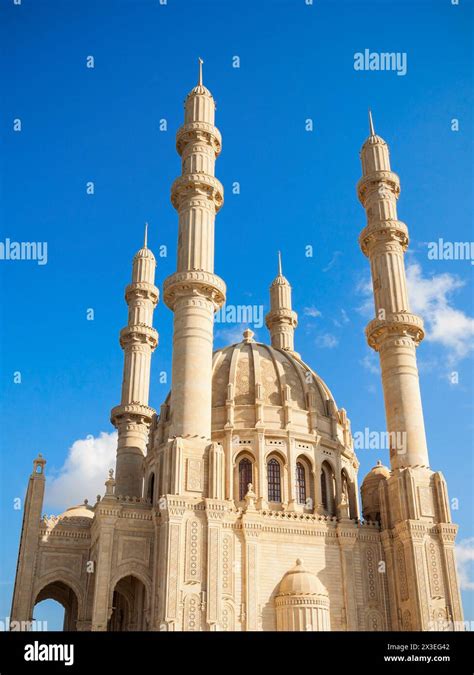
278,559 -> 328,597
187,84 -> 213,98
271,273 -> 290,287
362,133 -> 387,148
361,460 -> 389,522
361,460 -> 390,488
134,246 -> 156,262
59,503 -> 95,520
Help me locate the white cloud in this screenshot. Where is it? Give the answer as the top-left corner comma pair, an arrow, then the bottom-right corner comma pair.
45,431 -> 117,512
323,250 -> 342,273
304,306 -> 322,318
333,308 -> 351,327
456,538 -> 474,591
406,263 -> 474,363
316,333 -> 338,349
356,263 -> 474,364
361,353 -> 380,375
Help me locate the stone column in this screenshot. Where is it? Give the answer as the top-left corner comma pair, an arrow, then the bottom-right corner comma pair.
112,229 -> 158,497
11,455 -> 46,624
164,63 -> 225,444
358,113 -> 428,470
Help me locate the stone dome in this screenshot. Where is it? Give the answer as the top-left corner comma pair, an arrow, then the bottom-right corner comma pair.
188,84 -> 213,98
133,246 -> 155,262
361,460 -> 390,522
361,460 -> 390,488
278,559 -> 328,597
211,331 -> 340,437
59,503 -> 95,521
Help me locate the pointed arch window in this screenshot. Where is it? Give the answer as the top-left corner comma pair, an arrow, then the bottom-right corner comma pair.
147,473 -> 155,504
238,458 -> 253,501
296,462 -> 307,504
267,458 -> 281,502
320,468 -> 328,511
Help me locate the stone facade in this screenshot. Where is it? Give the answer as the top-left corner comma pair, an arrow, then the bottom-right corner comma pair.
11,68 -> 464,632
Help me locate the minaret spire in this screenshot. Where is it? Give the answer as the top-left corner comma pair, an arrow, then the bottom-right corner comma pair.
144,221 -> 148,248
198,57 -> 203,85
111,233 -> 159,497
368,108 -> 375,136
265,254 -> 298,352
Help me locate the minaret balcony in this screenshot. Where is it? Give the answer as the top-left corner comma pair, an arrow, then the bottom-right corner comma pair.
119,324 -> 158,349
171,173 -> 224,212
359,220 -> 409,256
163,269 -> 226,311
176,121 -> 222,156
125,281 -> 159,305
357,170 -> 400,205
110,402 -> 155,427
366,313 -> 425,351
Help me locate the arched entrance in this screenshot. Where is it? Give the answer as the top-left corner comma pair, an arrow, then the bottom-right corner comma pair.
108,575 -> 148,631
34,581 -> 79,631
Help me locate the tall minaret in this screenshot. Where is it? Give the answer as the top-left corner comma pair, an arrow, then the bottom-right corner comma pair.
357,112 -> 428,469
358,113 -> 464,631
163,59 -> 226,443
265,252 -> 298,352
111,224 -> 159,497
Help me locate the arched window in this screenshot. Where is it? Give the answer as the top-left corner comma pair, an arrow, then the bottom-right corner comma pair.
321,461 -> 336,515
267,458 -> 281,502
296,462 -> 306,504
238,458 -> 253,500
320,468 -> 328,511
147,473 -> 155,504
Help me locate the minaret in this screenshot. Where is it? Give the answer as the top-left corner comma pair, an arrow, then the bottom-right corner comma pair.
265,252 -> 298,352
357,112 -> 428,469
11,454 -> 46,623
358,113 -> 464,631
163,59 -> 226,444
111,224 -> 159,497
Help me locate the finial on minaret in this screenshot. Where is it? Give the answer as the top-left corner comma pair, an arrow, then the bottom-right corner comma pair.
278,250 -> 282,276
368,109 -> 376,136
198,57 -> 204,86
144,222 -> 148,248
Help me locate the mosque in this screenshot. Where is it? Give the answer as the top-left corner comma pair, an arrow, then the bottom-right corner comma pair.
11,61 -> 464,631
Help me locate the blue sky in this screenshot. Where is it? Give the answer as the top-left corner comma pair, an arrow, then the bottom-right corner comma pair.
1,0 -> 473,629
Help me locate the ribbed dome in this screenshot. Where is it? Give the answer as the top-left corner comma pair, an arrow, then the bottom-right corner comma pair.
271,273 -> 290,287
134,246 -> 156,262
278,559 -> 328,596
211,334 -> 337,421
361,460 -> 390,488
187,84 -> 213,98
59,503 -> 95,520
362,133 -> 387,147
